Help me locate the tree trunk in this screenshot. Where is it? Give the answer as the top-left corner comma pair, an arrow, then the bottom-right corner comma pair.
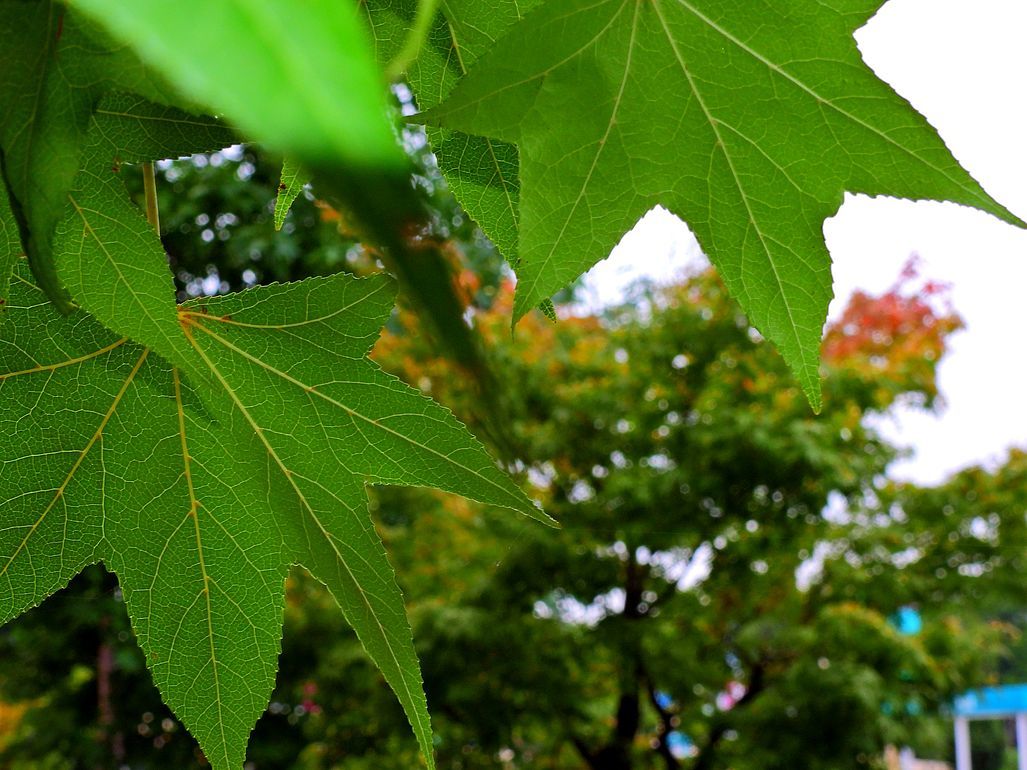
94,600 -> 125,769
690,663 -> 766,770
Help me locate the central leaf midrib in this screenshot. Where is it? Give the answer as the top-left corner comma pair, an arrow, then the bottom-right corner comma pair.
650,0 -> 813,392
177,279 -> 388,332
95,106 -> 224,130
180,321 -> 425,742
0,337 -> 126,381
171,367 -> 230,770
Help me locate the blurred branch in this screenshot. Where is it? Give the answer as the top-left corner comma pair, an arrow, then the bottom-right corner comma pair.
644,674 -> 681,770
691,662 -> 766,770
314,165 -> 521,459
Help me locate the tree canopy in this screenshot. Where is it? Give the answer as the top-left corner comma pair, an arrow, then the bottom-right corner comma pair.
2,188 -> 1024,767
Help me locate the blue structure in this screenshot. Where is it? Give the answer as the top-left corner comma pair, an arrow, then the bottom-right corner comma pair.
952,684 -> 1027,770
955,685 -> 1027,719
666,731 -> 694,760
890,606 -> 923,636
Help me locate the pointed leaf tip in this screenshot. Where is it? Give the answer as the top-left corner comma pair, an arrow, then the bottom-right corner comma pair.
426,0 -> 1018,397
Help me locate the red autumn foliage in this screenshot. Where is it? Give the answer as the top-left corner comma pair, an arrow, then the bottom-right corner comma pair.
822,255 -> 963,408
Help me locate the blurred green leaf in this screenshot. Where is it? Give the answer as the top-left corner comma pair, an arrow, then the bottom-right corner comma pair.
68,0 -> 403,171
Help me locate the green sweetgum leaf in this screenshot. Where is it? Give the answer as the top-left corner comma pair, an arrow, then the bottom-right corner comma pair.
425,0 -> 1023,409
67,0 -> 404,172
0,0 -> 177,312
0,261 -> 548,770
54,93 -> 235,385
273,157 -> 311,231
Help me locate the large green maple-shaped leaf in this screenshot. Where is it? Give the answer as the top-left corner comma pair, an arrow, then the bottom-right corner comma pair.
0,0 -> 177,311
425,0 -> 1022,409
0,261 -> 548,770
54,92 -> 236,386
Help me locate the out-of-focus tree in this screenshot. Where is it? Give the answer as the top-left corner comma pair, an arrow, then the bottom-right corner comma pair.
119,134 -> 510,305
0,143 -> 1023,770
354,262 -> 1017,770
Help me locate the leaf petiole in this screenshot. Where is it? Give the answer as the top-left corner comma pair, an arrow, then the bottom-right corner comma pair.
142,162 -> 160,235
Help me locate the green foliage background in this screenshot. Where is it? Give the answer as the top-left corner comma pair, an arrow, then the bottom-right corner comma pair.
0,0 -> 1024,768
0,151 -> 1025,770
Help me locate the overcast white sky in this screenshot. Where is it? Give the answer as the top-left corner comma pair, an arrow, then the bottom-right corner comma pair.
580,0 -> 1027,485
